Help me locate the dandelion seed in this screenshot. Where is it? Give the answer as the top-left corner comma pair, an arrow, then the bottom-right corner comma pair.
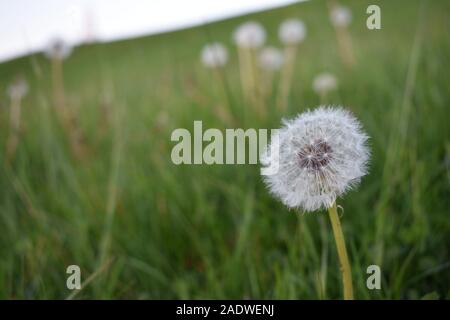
201,42 -> 228,68
259,47 -> 284,71
278,18 -> 306,45
233,21 -> 266,48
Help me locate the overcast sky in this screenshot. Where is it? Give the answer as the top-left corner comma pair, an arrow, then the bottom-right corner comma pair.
0,0 -> 303,63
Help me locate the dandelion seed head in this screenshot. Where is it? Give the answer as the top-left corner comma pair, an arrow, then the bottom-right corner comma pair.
259,47 -> 284,71
313,73 -> 338,95
45,38 -> 72,60
330,6 -> 352,27
261,106 -> 370,212
7,77 -> 28,100
278,19 -> 306,45
233,21 -> 266,48
201,42 -> 228,68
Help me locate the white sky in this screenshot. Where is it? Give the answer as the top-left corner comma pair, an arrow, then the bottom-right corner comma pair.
0,0 -> 303,63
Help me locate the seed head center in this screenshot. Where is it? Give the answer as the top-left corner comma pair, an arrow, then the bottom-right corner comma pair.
298,139 -> 333,171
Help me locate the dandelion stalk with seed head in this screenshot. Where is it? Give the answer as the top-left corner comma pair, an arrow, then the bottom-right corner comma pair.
277,44 -> 297,112
277,19 -> 306,112
46,39 -> 71,118
258,47 -> 284,105
261,106 -> 370,300
46,39 -> 86,159
328,1 -> 356,68
233,21 -> 266,117
5,77 -> 28,163
201,42 -> 235,124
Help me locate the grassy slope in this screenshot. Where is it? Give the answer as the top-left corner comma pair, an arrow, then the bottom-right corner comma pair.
0,0 -> 449,299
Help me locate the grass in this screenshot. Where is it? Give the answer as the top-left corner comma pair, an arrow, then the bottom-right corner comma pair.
0,0 -> 449,299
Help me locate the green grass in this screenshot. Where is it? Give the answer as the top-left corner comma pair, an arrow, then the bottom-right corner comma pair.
0,0 -> 449,299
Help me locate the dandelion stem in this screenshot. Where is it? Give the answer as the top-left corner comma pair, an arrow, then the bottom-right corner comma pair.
327,202 -> 354,300
51,57 -> 66,116
277,44 -> 297,112
336,26 -> 355,68
51,57 -> 86,159
238,47 -> 250,104
5,96 -> 22,163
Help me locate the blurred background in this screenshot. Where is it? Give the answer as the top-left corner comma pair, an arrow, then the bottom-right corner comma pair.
0,0 -> 449,299
0,0 -> 299,62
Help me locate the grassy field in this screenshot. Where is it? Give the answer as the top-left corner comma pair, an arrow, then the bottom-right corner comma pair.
0,0 -> 449,299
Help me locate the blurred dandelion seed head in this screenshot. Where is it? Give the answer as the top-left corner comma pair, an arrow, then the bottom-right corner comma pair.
201,42 -> 228,68
278,18 -> 306,45
261,106 -> 370,211
7,77 -> 28,100
330,6 -> 352,27
259,47 -> 284,71
45,39 -> 72,60
233,21 -> 266,48
313,73 -> 338,95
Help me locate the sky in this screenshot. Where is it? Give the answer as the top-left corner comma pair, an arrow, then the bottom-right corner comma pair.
0,0 -> 303,63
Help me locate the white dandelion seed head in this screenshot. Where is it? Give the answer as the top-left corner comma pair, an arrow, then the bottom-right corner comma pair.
330,6 -> 352,27
313,73 -> 338,95
233,21 -> 266,48
7,77 -> 28,100
201,42 -> 228,68
259,47 -> 284,71
261,106 -> 370,212
278,18 -> 306,45
45,38 -> 72,60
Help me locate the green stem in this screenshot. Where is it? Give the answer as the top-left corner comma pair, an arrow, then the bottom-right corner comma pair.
328,202 -> 354,300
